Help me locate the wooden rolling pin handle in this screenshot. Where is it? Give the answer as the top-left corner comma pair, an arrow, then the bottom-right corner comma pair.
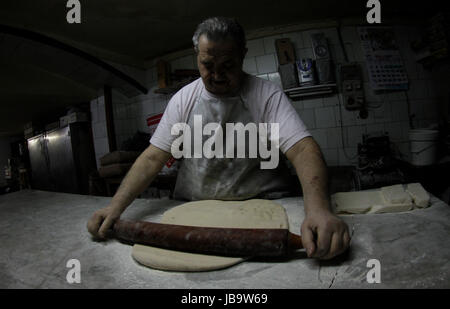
287,232 -> 303,252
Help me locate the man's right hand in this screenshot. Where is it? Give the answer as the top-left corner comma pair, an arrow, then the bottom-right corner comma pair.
87,206 -> 122,240
86,145 -> 171,241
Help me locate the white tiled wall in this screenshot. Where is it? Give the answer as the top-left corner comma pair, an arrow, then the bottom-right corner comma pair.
90,25 -> 442,167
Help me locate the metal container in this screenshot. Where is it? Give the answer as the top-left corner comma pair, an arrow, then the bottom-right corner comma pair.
296,58 -> 316,86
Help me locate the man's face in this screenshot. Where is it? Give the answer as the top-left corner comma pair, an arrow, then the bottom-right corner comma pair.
196,34 -> 246,96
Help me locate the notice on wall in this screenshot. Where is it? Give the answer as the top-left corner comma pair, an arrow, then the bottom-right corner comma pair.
358,27 -> 409,91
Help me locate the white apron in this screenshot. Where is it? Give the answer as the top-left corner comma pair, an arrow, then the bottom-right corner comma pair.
173,83 -> 293,201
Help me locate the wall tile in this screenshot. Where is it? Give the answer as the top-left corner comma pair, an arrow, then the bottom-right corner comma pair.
90,103 -> 99,123
96,137 -> 109,157
366,123 -> 385,135
93,122 -> 107,139
422,99 -> 439,120
296,47 -> 314,60
323,95 -> 339,107
326,127 -> 344,149
330,44 -> 345,63
371,102 -> 392,124
292,99 -> 303,110
333,105 -> 343,125
352,43 -> 365,62
390,100 -> 409,122
309,128 -> 328,148
263,35 -> 283,54
408,79 -> 428,100
425,79 -> 439,99
344,125 -> 366,148
142,99 -> 155,116
404,58 -> 418,80
243,57 -> 257,74
322,28 -> 340,46
385,121 -> 407,142
335,103 -> 355,126
298,108 -> 316,129
288,32 -> 305,50
301,30 -> 314,49
338,147 -> 358,166
246,39 -> 266,57
170,55 -> 196,72
417,63 -> 433,80
363,82 -> 382,103
303,97 -> 323,109
256,54 -> 277,74
315,106 -> 337,128
90,99 -> 97,111
322,148 -> 339,166
97,97 -> 106,123
340,27 -> 359,44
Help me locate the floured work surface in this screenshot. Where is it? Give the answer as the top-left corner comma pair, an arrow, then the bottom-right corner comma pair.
1,190 -> 450,288
332,183 -> 430,214
132,199 -> 289,272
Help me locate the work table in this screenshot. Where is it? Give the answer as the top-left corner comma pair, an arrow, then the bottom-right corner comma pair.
1,189 -> 449,288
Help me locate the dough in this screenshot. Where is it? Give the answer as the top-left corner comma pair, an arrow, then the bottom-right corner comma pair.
406,183 -> 430,208
132,199 -> 289,272
332,191 -> 384,214
331,183 -> 426,215
381,184 -> 412,204
368,202 -> 413,214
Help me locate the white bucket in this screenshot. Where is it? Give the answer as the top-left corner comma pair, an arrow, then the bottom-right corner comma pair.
409,129 -> 439,166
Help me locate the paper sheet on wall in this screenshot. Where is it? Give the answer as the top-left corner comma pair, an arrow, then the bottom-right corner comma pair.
358,27 -> 409,91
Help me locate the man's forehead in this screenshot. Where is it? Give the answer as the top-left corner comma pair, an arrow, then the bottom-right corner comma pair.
197,35 -> 240,57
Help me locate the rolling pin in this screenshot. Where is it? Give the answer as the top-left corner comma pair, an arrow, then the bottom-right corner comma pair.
112,219 -> 303,257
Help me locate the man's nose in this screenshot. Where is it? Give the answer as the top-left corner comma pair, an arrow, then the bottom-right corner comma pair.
212,66 -> 225,80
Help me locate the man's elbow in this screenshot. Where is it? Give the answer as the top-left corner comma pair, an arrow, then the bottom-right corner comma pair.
141,144 -> 171,168
287,136 -> 322,162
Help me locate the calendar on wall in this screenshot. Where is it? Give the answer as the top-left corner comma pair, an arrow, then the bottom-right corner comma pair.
358,27 -> 409,91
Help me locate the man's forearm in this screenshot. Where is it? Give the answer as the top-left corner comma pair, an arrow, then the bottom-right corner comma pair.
286,137 -> 331,214
109,145 -> 170,212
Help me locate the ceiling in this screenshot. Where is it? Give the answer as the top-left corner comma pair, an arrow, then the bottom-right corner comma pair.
0,0 -> 444,137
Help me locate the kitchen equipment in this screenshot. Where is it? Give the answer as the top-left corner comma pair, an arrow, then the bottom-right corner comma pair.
275,38 -> 296,65
340,63 -> 365,111
278,62 -> 299,89
409,129 -> 439,166
296,58 -> 316,86
27,122 -> 97,194
311,32 -> 335,84
112,219 -> 303,257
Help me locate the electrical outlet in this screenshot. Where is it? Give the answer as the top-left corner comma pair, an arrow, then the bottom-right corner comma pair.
339,63 -> 365,111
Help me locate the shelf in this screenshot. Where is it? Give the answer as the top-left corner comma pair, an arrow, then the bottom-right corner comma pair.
284,83 -> 337,100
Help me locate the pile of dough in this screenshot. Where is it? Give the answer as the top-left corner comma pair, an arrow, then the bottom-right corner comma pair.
131,199 -> 289,272
406,183 -> 430,208
381,184 -> 412,204
332,183 -> 430,215
332,191 -> 384,214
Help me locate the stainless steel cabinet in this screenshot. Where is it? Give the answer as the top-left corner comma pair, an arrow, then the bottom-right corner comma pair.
27,123 -> 96,194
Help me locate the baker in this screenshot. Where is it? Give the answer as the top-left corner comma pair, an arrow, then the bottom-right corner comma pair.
87,17 -> 350,260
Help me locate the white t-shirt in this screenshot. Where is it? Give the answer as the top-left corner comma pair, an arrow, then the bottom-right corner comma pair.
150,74 -> 311,154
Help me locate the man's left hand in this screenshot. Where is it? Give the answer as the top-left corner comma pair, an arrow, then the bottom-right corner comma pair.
301,208 -> 351,260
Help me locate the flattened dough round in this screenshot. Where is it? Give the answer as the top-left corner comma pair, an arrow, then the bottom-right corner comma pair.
132,199 -> 289,272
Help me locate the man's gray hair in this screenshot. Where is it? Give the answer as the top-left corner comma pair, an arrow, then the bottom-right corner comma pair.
192,17 -> 246,53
